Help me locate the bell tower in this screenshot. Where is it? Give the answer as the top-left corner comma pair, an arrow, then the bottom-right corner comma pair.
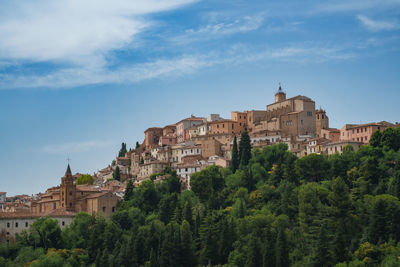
315,108 -> 329,138
274,84 -> 286,103
60,164 -> 76,211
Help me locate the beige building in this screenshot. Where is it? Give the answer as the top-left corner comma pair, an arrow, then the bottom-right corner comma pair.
144,127 -> 163,148
324,141 -> 363,155
138,159 -> 169,180
265,87 -> 316,137
30,165 -> 119,218
0,210 -> 75,242
176,116 -> 205,143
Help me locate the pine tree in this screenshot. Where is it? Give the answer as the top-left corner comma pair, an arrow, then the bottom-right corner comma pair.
135,141 -> 140,149
230,136 -> 239,172
113,166 -> 120,181
239,131 -> 251,168
180,220 -> 196,267
275,227 -> 289,267
312,224 -> 332,267
246,235 -> 262,267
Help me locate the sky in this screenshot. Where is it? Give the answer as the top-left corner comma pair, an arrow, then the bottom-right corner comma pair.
0,0 -> 399,196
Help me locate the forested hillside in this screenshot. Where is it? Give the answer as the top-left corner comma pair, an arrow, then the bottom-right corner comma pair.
1,127 -> 400,267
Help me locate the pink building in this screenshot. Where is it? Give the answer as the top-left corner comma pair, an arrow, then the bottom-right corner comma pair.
176,116 -> 205,143
340,121 -> 394,144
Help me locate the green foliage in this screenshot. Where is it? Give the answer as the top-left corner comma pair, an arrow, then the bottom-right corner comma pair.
239,131 -> 252,168
75,174 -> 94,185
124,179 -> 134,201
118,142 -> 127,157
5,142 -> 400,266
230,136 -> 239,173
113,166 -> 121,181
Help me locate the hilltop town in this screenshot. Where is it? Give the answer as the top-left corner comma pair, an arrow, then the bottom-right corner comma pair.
1,86 -> 398,242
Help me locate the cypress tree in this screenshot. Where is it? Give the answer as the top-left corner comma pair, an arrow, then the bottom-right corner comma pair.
239,131 -> 251,167
113,166 -> 120,181
124,180 -> 134,201
276,227 -> 289,267
118,142 -> 127,157
230,136 -> 239,172
135,141 -> 140,149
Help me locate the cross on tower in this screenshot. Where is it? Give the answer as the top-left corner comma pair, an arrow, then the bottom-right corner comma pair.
67,157 -> 71,164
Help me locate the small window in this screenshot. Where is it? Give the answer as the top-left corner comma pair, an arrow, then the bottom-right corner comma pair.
69,192 -> 72,196
7,222 -> 10,228
15,222 -> 18,228
102,207 -> 106,212
53,203 -> 56,210
62,221 -> 65,226
25,222 -> 28,228
112,207 -> 115,212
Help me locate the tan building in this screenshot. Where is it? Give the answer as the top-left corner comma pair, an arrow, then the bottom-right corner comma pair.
324,141 -> 363,155
316,109 -> 329,138
30,165 -> 119,218
209,120 -> 240,135
231,111 -> 248,133
246,110 -> 267,133
138,159 -> 169,180
144,127 -> 163,148
340,121 -> 394,144
196,139 -> 222,158
263,86 -> 317,137
0,210 -> 75,242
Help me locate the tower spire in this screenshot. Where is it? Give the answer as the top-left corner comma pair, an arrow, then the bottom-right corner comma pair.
65,163 -> 72,176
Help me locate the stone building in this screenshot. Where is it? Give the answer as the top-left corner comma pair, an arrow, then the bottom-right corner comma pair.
315,109 -> 329,138
30,165 -> 119,218
144,127 -> 163,148
176,116 -> 205,143
264,86 -> 317,137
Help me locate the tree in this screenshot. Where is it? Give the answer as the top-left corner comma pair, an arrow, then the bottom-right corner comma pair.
118,142 -> 127,157
312,224 -> 333,267
75,174 -> 94,185
136,141 -> 141,149
180,220 -> 196,267
239,131 -> 252,167
124,179 -> 134,201
370,130 -> 382,147
113,166 -> 121,181
230,136 -> 239,173
29,217 -> 62,250
275,227 -> 289,267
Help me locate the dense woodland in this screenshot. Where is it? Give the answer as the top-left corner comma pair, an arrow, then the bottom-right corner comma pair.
1,127 -> 400,267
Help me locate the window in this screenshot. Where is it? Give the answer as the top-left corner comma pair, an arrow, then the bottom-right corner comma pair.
317,114 -> 319,119
357,129 -> 359,133
102,207 -> 106,213
112,207 -> 115,212
365,127 -> 367,132
62,221 -> 65,226
69,202 -> 72,208
53,203 -> 56,210
69,192 -> 72,196
360,128 -> 363,133
25,222 -> 28,228
217,124 -> 219,128
222,124 -> 225,128
15,222 -> 18,228
7,222 -> 10,228
307,111 -> 312,117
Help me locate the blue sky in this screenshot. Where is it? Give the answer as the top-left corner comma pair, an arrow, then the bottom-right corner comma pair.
0,0 -> 399,196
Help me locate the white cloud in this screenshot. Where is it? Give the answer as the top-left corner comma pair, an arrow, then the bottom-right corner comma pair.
0,43 -> 357,89
186,14 -> 264,35
0,55 -> 211,89
356,15 -> 400,32
0,0 -> 197,66
42,140 -> 113,154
